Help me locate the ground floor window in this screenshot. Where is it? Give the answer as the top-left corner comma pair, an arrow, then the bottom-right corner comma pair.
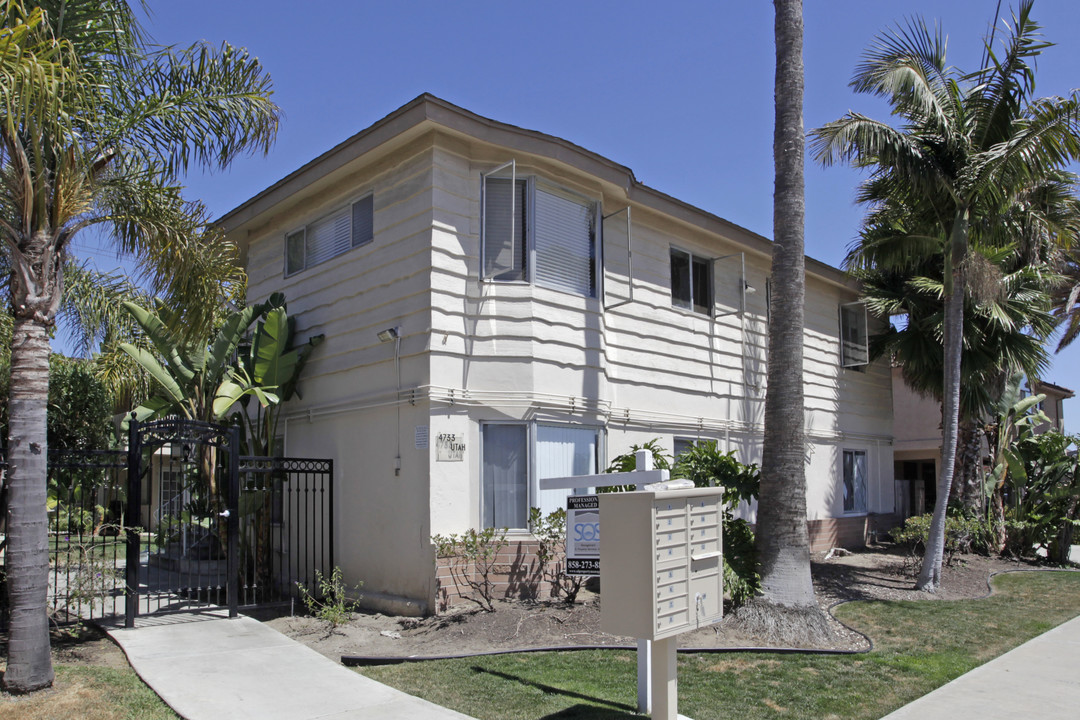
843,449 -> 868,514
482,423 -> 600,529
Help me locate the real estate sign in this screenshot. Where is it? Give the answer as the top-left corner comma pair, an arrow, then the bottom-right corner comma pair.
565,495 -> 599,576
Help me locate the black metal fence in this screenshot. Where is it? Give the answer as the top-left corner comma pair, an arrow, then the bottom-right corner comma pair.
46,449 -> 130,623
237,457 -> 334,609
1,432 -> 333,627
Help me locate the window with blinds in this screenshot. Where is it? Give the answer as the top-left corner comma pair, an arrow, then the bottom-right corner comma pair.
285,194 -> 374,276
481,168 -> 598,297
481,422 -> 601,530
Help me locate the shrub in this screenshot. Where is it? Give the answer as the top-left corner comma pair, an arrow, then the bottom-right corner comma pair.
892,513 -> 993,571
603,439 -> 761,607
296,566 -> 360,634
528,507 -> 585,603
433,527 -> 509,612
673,441 -> 761,606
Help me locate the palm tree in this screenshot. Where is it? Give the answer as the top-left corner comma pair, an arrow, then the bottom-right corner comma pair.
811,1 -> 1080,590
754,0 -> 819,612
0,1 -> 278,693
854,211 -> 1060,514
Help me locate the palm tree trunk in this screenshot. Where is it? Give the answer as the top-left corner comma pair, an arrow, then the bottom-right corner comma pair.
951,418 -> 983,514
3,317 -> 54,693
756,0 -> 816,608
918,239 -> 966,590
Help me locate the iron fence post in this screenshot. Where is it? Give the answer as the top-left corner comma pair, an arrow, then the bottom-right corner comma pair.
328,459 -> 335,572
124,416 -> 142,628
227,426 -> 240,618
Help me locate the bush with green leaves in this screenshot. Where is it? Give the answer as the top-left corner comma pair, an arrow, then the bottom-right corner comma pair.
1002,430 -> 1080,562
891,512 -> 993,572
528,507 -> 584,603
599,439 -> 672,492
672,441 -> 760,606
296,566 -> 361,633
602,439 -> 761,606
433,527 -> 509,612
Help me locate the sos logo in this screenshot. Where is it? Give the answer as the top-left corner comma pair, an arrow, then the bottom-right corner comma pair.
573,522 -> 600,542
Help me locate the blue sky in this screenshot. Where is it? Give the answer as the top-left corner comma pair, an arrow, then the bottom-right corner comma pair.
69,1 -> 1080,421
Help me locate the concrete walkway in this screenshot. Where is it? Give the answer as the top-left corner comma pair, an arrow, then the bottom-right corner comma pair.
106,612 -> 475,720
880,611 -> 1080,719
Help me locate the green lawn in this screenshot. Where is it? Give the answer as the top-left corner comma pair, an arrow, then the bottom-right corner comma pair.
0,665 -> 179,720
356,570 -> 1080,720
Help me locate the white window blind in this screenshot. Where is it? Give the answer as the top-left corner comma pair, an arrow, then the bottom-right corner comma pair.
305,206 -> 352,268
284,194 -> 374,276
534,188 -> 595,296
482,424 -> 529,529
536,425 -> 598,519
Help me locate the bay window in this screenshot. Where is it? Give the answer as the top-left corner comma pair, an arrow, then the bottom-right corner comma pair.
481,423 -> 601,530
482,162 -> 599,297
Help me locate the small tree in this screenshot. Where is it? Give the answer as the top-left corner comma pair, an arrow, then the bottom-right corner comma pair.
528,507 -> 584,603
432,527 -> 509,612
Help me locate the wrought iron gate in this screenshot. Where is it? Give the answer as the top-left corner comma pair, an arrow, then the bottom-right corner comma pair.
1,418 -> 334,628
128,418 -> 240,624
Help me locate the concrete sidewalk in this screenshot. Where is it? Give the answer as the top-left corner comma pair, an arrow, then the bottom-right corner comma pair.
880,612 -> 1080,719
106,613 -> 475,720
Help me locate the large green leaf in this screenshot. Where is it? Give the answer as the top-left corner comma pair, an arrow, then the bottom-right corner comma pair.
206,304 -> 259,384
121,394 -> 178,431
213,372 -> 279,419
252,307 -> 294,387
119,341 -> 187,408
280,332 -> 324,402
122,301 -> 196,384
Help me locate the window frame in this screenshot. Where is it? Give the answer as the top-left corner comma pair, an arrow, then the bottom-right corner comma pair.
481,164 -> 601,298
670,246 -> 714,315
839,301 -> 869,368
284,192 -> 374,277
842,448 -> 868,515
480,421 -> 604,531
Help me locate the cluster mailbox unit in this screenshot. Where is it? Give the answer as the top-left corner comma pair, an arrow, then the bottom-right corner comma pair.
599,486 -> 725,719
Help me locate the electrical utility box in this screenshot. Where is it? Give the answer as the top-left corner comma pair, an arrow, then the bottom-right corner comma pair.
599,487 -> 725,641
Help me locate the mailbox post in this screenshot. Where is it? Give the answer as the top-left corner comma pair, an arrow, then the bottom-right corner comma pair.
599,486 -> 725,720
539,449 -> 668,713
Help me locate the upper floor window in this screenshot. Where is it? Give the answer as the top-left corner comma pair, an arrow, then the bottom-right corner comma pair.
839,302 -> 868,367
285,194 -> 374,276
671,248 -> 712,314
482,162 -> 599,297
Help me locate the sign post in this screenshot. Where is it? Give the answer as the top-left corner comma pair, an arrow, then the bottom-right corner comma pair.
565,495 -> 600,576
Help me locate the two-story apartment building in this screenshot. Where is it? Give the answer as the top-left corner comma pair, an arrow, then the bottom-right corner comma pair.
219,94 -> 894,615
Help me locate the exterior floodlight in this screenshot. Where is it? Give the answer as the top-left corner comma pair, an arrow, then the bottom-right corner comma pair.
377,327 -> 399,343
744,282 -> 756,294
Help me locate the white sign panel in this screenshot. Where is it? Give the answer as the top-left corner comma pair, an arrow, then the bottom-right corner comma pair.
435,432 -> 465,462
566,495 -> 599,576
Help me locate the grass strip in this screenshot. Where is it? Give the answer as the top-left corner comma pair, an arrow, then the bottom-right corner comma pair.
356,570 -> 1080,720
0,664 -> 179,720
